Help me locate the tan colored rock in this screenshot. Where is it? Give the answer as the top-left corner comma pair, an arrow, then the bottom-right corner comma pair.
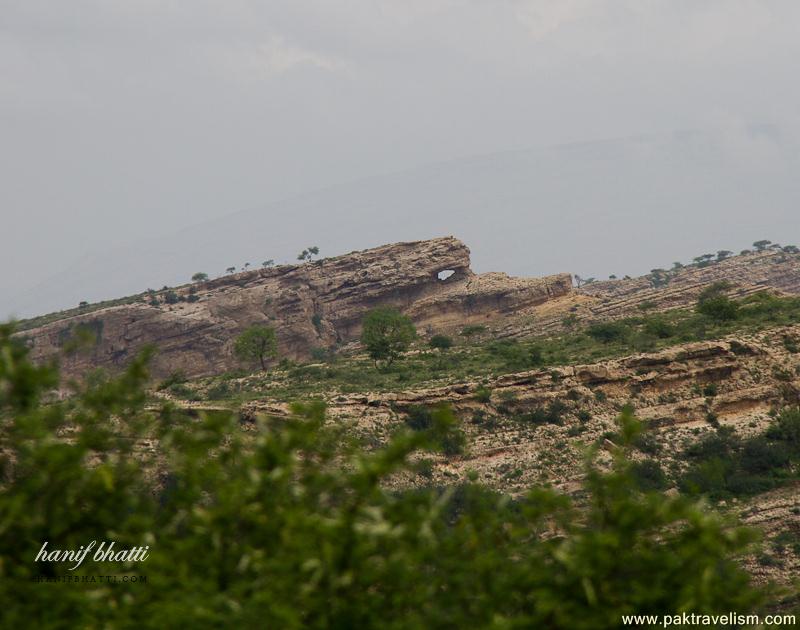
21,237 -> 572,379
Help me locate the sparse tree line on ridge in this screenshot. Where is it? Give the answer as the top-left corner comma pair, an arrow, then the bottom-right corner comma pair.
571,238 -> 799,290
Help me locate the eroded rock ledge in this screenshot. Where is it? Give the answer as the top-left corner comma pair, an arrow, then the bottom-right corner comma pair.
23,237 -> 573,379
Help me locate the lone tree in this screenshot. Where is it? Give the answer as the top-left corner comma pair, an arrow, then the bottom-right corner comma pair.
262,259 -> 275,268
226,266 -> 236,275
234,325 -> 278,371
191,272 -> 208,283
753,240 -> 772,252
361,307 -> 416,368
692,254 -> 715,268
297,246 -> 320,262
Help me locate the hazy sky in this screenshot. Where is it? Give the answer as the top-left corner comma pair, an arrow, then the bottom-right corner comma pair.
3,1 -> 800,317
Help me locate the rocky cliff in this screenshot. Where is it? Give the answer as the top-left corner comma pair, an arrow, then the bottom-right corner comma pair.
21,237 -> 573,379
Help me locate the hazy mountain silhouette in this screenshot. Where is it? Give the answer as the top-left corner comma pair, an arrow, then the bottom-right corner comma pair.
7,126 -> 799,319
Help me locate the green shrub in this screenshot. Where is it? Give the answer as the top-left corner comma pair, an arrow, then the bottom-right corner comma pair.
310,346 -> 336,363
429,334 -> 453,351
697,296 -> 739,322
702,383 -> 718,397
405,405 -> 434,431
630,459 -> 668,491
167,382 -> 201,401
311,313 -> 323,334
487,339 -> 544,370
473,386 -> 492,403
157,370 -> 187,391
518,400 -> 567,426
643,317 -> 675,339
696,283 -> 739,322
679,411 -> 800,499
586,321 -> 631,343
206,382 -> 231,400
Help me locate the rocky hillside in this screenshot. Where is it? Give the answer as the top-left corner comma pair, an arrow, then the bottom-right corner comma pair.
239,326 -> 799,493
497,247 -> 800,339
15,235 -> 800,590
20,237 -> 571,380
232,324 -> 800,585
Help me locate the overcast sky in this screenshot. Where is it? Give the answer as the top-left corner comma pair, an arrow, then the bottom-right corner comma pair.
3,1 -> 800,317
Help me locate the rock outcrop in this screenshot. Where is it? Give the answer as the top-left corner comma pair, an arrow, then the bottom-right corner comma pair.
497,248 -> 800,339
21,237 -> 573,379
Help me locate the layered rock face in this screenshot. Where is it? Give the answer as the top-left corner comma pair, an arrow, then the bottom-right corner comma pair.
22,237 -> 572,379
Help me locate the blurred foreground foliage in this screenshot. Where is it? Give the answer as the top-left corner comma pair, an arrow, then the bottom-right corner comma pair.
0,324 -> 772,628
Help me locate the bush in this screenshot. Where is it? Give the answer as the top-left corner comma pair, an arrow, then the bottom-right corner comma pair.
679,411 -> 800,499
404,405 -> 465,456
697,296 -> 739,322
405,405 -> 434,431
439,425 -> 467,456
703,383 -> 718,397
460,324 -> 487,337
643,317 -> 675,339
167,382 -> 201,401
696,283 -> 739,322
429,334 -> 453,351
586,321 -> 631,343
311,313 -> 323,334
765,407 -> 800,449
310,346 -> 336,362
630,459 -> 668,491
473,386 -> 492,403
488,339 -> 544,370
157,370 -> 187,391
518,400 -> 567,426
206,382 -> 231,400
